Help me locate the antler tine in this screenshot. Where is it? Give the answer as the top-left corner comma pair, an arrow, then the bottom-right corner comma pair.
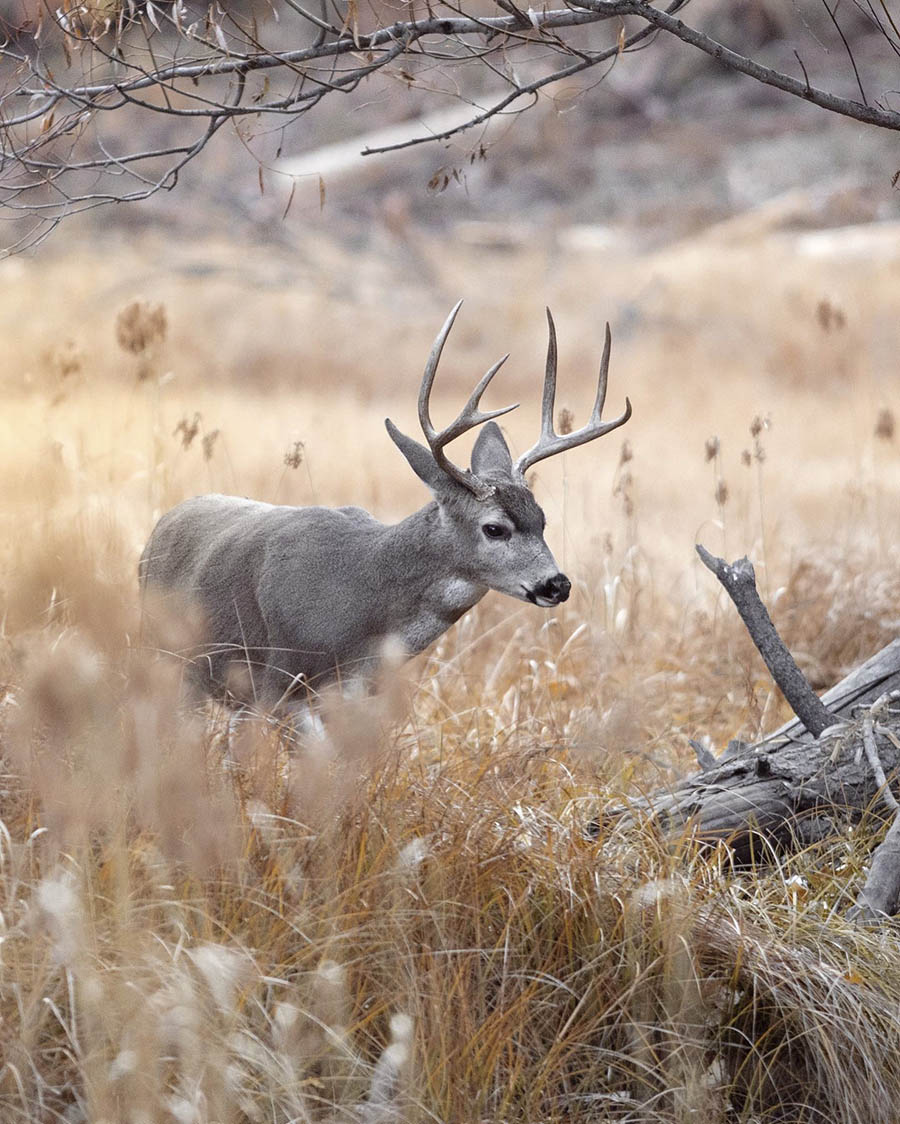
592,322 -> 612,422
418,301 -> 519,498
418,298 -> 465,445
514,315 -> 632,477
439,353 -> 517,444
538,306 -> 558,442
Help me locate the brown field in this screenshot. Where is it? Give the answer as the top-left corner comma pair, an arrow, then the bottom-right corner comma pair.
2,218 -> 900,1122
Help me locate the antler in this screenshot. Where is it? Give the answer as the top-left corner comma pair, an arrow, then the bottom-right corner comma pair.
513,309 -> 632,478
419,299 -> 518,500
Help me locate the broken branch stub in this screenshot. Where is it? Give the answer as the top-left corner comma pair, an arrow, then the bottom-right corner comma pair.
695,545 -> 835,738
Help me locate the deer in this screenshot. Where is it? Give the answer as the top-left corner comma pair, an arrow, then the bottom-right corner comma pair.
139,302 -> 631,720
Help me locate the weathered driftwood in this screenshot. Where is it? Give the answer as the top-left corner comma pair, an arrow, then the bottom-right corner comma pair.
852,799 -> 900,920
603,551 -> 900,867
694,547 -> 836,737
598,546 -> 900,916
672,549 -> 900,920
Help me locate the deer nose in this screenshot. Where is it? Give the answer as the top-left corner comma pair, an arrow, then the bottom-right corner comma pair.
535,572 -> 571,604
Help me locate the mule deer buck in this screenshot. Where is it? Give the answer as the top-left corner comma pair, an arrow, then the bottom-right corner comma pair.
139,302 -> 631,717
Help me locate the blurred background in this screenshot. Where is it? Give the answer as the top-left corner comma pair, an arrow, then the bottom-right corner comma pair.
1,0 -> 899,688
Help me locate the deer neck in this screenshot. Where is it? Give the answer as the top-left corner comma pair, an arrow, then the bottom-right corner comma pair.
380,502 -> 486,656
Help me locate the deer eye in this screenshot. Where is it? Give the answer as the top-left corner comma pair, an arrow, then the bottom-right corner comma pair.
482,522 -> 510,540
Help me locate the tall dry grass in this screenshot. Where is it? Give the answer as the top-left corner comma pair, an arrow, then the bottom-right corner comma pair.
1,230 -> 900,1121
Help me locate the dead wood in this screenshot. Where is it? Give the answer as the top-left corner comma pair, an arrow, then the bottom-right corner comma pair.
694,545 -> 835,736
600,547 -> 900,893
606,680 -> 900,857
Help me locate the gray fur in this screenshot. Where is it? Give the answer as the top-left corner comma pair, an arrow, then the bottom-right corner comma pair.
139,423 -> 568,714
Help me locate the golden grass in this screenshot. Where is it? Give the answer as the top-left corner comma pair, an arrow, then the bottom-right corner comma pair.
1,228 -> 900,1121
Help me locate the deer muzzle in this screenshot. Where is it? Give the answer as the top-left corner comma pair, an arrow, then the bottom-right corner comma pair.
528,572 -> 571,607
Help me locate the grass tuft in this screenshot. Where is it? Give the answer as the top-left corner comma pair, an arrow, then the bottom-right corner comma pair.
2,246 -> 900,1120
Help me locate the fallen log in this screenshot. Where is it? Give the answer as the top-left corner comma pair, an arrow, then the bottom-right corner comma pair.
601,550 -> 900,888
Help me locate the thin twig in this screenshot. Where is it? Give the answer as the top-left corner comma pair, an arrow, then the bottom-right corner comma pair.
793,49 -> 811,95
861,713 -> 899,811
822,0 -> 868,105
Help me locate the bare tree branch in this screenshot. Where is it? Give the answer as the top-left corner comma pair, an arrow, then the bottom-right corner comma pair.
1,0 -> 899,249
360,3 -> 674,156
575,0 -> 900,131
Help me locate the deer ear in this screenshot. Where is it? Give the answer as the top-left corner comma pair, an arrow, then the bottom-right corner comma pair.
470,420 -> 513,479
385,419 -> 461,498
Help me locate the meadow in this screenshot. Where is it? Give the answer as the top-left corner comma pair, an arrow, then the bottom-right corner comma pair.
1,219 -> 900,1122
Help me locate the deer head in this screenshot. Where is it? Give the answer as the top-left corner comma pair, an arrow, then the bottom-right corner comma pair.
385,301 -> 631,607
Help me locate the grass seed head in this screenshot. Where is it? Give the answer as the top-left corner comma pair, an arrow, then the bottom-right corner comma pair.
875,407 -> 895,441
115,300 -> 167,355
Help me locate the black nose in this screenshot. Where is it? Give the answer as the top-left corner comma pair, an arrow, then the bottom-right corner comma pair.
534,572 -> 571,604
